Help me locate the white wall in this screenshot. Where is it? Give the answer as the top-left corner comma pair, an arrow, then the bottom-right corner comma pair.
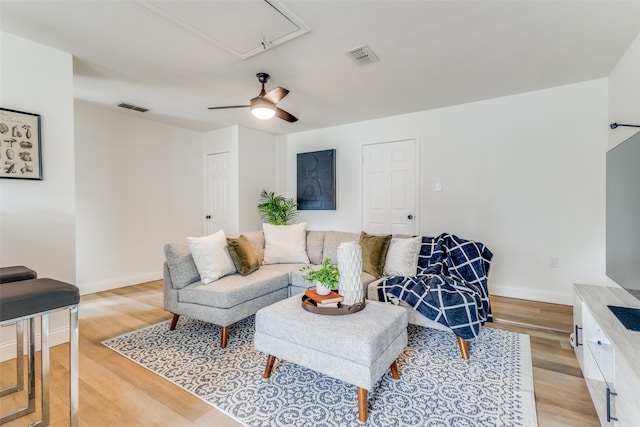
1,32 -> 75,359
282,79 -> 608,304
0,33 -> 76,282
238,126 -> 276,231
74,101 -> 203,294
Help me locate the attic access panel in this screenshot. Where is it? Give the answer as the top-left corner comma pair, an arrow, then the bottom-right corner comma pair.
142,0 -> 309,59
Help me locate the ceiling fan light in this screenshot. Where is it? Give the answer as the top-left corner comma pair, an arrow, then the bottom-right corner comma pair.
250,97 -> 276,119
251,106 -> 276,119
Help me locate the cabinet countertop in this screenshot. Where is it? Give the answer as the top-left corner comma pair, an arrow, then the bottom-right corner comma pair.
574,283 -> 640,379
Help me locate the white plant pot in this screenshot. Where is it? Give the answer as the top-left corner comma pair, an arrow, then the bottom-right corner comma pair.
315,281 -> 331,295
337,241 -> 363,305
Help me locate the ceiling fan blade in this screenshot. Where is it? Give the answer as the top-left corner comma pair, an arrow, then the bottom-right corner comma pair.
264,87 -> 289,104
275,107 -> 298,123
208,105 -> 249,110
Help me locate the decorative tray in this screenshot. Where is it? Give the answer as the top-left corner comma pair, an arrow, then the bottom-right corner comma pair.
301,295 -> 366,316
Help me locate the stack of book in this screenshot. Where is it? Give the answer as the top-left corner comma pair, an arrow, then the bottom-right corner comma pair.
304,289 -> 343,308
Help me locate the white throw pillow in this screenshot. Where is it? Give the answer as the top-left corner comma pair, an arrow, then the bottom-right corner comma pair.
383,236 -> 422,277
263,222 -> 310,264
187,230 -> 236,284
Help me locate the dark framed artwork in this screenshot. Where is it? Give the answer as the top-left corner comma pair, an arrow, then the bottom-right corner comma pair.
297,149 -> 336,210
0,108 -> 42,180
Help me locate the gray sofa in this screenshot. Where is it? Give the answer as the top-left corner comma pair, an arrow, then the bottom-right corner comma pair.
163,229 -> 470,357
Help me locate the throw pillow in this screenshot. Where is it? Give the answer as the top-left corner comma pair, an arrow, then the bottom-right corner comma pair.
226,235 -> 261,276
164,241 -> 201,289
383,236 -> 422,276
187,230 -> 236,284
263,222 -> 310,264
359,231 -> 392,278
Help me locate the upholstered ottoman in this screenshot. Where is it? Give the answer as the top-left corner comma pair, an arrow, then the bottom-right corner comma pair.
254,295 -> 408,422
0,265 -> 37,283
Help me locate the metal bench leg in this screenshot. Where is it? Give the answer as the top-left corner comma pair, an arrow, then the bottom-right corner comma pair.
0,319 -> 36,425
40,313 -> 51,426
16,320 -> 24,392
0,320 -> 25,397
70,305 -> 79,427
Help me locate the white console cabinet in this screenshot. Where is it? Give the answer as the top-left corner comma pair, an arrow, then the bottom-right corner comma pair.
573,284 -> 640,426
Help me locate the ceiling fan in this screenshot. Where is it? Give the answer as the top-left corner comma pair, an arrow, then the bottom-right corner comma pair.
208,73 -> 298,123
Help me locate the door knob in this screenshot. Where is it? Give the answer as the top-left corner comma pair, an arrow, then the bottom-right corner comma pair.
407,215 -> 414,220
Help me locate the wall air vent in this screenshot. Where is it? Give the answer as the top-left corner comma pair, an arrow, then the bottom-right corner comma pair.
118,102 -> 149,113
345,45 -> 379,65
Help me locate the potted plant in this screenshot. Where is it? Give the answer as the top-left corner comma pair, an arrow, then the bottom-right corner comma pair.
257,189 -> 298,225
300,258 -> 340,295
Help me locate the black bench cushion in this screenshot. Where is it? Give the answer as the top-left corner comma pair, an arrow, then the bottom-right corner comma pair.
0,278 -> 79,322
0,266 -> 37,283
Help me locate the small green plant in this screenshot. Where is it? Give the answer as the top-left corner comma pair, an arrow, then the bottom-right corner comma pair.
257,189 -> 298,225
300,258 -> 340,290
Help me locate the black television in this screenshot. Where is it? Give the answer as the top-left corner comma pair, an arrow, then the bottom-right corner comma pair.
606,130 -> 640,331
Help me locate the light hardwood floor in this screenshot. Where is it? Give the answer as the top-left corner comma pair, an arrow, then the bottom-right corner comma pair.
0,281 -> 599,426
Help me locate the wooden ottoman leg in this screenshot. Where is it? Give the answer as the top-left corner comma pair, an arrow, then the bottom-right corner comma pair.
457,336 -> 470,360
169,314 -> 180,330
357,387 -> 368,422
220,325 -> 229,348
263,355 -> 276,379
390,360 -> 400,379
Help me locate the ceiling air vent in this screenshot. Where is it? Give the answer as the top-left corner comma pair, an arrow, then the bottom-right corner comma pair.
118,102 -> 149,113
345,45 -> 379,65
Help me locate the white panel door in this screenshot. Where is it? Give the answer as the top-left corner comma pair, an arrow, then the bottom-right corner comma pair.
362,139 -> 417,235
205,152 -> 233,235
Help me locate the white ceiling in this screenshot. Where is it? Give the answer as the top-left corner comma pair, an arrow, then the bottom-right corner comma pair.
2,1 -> 640,135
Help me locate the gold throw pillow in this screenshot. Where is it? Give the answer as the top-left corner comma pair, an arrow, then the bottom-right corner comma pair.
226,235 -> 261,276
359,231 -> 392,278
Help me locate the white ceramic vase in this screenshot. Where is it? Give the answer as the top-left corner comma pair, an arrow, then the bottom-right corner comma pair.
337,241 -> 363,305
315,281 -> 331,295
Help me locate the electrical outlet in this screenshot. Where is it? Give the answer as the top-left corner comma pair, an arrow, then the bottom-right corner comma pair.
549,256 -> 559,268
435,182 -> 443,192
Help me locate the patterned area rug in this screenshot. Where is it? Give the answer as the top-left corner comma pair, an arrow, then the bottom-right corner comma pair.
103,316 -> 537,426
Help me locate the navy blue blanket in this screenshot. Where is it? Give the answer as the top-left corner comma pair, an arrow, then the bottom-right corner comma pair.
377,233 -> 493,340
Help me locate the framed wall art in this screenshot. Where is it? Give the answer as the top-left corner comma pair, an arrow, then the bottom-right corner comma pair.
0,108 -> 42,180
297,149 -> 336,210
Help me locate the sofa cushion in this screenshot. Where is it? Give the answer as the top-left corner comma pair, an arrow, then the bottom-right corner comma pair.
306,231 -> 325,265
242,231 -> 265,264
322,231 -> 360,265
288,265 -> 319,288
227,235 -> 261,276
289,268 -> 376,291
164,241 -> 201,289
362,271 -> 378,286
383,236 -> 422,277
263,223 -> 310,264
187,230 -> 236,284
261,263 -> 311,283
359,232 -> 392,278
178,269 -> 290,309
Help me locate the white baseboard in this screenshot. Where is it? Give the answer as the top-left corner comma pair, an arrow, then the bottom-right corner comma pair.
0,325 -> 70,362
489,284 -> 573,306
79,271 -> 162,295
